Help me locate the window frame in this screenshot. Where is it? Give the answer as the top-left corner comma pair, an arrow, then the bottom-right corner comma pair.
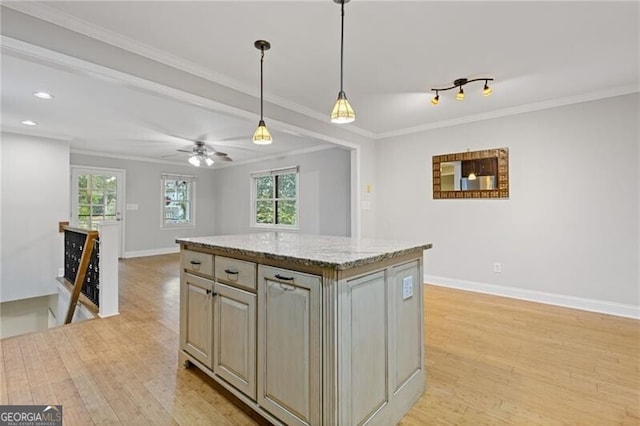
161,173 -> 196,229
250,166 -> 299,230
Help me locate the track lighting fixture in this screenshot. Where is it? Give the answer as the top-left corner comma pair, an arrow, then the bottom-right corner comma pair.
431,78 -> 494,105
330,0 -> 356,124
253,40 -> 272,145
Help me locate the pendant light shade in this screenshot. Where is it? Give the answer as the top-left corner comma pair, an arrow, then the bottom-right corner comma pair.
331,0 -> 355,124
331,91 -> 355,124
253,40 -> 272,145
252,119 -> 272,145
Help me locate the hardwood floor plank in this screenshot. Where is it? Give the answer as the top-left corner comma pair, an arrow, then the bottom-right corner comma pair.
1,254 -> 638,425
2,336 -> 33,404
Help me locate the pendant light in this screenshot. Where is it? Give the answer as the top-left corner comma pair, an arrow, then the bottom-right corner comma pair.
253,40 -> 272,145
330,0 -> 356,124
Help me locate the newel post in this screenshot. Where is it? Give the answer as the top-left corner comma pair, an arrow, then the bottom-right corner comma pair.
97,222 -> 119,318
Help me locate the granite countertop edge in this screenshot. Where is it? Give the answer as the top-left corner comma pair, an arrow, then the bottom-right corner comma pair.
177,238 -> 433,270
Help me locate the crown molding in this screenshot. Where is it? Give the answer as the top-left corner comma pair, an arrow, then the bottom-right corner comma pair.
70,149 -> 195,167
213,143 -> 338,169
5,3 -> 635,144
1,127 -> 73,142
376,84 -> 640,140
70,143 -> 338,169
3,2 -> 375,140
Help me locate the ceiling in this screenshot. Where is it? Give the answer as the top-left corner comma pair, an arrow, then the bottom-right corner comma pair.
1,1 -> 638,166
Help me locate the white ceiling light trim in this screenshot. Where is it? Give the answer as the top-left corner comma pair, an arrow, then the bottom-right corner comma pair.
33,91 -> 54,99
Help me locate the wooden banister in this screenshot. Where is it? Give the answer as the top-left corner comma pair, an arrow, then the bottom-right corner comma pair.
64,229 -> 99,324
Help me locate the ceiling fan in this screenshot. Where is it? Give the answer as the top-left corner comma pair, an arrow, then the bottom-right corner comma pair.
164,137 -> 233,167
178,140 -> 232,162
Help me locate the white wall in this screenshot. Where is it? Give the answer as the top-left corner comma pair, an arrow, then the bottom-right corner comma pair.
375,94 -> 639,314
213,147 -> 351,236
1,133 -> 70,302
71,153 -> 216,256
0,294 -> 56,338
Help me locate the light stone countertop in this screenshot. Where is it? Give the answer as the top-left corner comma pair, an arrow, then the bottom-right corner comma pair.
177,232 -> 432,270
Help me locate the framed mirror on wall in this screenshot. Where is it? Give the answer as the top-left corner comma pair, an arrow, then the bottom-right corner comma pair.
432,148 -> 509,199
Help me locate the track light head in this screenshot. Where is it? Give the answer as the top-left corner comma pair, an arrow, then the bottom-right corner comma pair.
456,86 -> 465,101
483,80 -> 493,96
431,92 -> 440,106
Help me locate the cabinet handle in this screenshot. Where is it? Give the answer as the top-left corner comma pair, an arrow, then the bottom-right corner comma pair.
224,269 -> 239,275
274,274 -> 294,281
190,260 -> 201,265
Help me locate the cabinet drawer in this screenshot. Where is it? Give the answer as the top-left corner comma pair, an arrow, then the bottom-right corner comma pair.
182,249 -> 214,278
215,256 -> 257,291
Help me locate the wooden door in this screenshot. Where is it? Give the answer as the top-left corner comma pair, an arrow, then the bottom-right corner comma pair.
257,266 -> 320,426
213,282 -> 257,400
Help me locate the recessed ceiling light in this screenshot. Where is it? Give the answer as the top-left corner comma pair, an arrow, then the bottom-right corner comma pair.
33,91 -> 54,100
21,120 -> 37,126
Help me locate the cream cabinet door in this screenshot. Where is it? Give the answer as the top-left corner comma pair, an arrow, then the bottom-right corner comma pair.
213,282 -> 257,400
180,273 -> 214,369
257,266 -> 320,426
389,260 -> 423,393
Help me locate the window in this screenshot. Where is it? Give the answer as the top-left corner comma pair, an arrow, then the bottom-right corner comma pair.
251,166 -> 298,229
76,172 -> 120,230
162,173 -> 195,228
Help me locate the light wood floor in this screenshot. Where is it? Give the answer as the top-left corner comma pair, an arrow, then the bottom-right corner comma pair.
1,254 -> 638,425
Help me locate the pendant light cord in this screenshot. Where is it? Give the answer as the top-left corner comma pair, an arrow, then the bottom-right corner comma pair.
339,0 -> 345,93
260,48 -> 264,119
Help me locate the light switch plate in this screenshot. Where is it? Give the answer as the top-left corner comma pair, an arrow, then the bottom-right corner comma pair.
402,276 -> 413,300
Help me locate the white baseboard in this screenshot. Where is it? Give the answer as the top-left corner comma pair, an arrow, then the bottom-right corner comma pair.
424,274 -> 640,320
123,246 -> 180,259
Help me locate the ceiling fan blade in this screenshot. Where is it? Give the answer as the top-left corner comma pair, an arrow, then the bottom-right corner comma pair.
216,156 -> 233,162
177,149 -> 193,153
213,151 -> 229,157
161,153 -> 187,158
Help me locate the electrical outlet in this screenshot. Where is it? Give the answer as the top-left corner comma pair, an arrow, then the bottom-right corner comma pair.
493,262 -> 502,273
402,276 -> 413,300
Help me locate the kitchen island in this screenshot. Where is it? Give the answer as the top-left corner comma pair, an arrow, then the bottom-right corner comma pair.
176,232 -> 432,426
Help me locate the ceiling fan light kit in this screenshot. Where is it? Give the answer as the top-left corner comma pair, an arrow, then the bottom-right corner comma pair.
253,40 -> 273,145
431,77 -> 494,105
330,0 -> 356,124
176,140 -> 233,167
